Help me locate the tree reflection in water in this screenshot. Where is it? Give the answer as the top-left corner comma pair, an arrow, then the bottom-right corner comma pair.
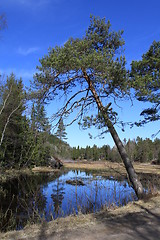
0,173 -> 60,232
51,179 -> 65,218
1,170 -> 147,232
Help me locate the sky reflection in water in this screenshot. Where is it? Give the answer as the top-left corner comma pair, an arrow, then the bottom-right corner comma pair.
43,170 -> 136,220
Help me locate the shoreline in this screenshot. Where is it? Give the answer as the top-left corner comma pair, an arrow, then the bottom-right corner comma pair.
0,161 -> 160,239
1,193 -> 160,240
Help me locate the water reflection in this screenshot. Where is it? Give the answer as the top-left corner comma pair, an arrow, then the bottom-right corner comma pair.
0,170 -> 138,232
0,173 -> 60,231
43,170 -> 137,219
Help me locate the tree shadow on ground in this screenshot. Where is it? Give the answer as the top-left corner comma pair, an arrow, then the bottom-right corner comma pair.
38,221 -> 48,240
95,203 -> 160,240
37,220 -> 57,240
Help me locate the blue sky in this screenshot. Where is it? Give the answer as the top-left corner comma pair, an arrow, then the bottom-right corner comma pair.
0,0 -> 160,148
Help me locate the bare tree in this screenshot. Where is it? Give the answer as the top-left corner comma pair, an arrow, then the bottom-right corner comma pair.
0,76 -> 23,147
0,102 -> 22,147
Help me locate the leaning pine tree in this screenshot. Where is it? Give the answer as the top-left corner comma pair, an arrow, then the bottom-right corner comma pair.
33,16 -> 144,199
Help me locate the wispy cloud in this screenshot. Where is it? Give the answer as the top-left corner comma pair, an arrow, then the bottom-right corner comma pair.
17,47 -> 39,56
18,0 -> 51,7
0,68 -> 35,81
1,0 -> 52,8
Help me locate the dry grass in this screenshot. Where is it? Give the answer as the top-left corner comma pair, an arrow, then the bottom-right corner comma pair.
0,168 -> 32,183
64,161 -> 160,175
32,166 -> 60,173
1,193 -> 160,240
1,161 -> 160,239
0,167 -> 60,182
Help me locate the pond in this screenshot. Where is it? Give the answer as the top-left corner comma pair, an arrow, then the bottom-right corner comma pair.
43,170 -> 136,219
0,169 -> 152,232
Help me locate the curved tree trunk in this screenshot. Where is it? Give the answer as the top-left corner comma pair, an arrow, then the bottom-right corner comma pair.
83,69 -> 144,199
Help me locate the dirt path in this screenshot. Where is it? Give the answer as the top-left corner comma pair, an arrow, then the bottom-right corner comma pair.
33,208 -> 160,240
36,208 -> 160,240
1,195 -> 160,240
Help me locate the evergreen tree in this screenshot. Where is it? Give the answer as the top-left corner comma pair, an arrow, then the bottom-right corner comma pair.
131,41 -> 160,131
0,74 -> 25,167
29,102 -> 51,166
55,119 -> 67,156
72,147 -> 77,160
31,102 -> 50,133
55,119 -> 67,142
33,16 -> 144,198
153,138 -> 160,160
0,76 -> 51,168
134,137 -> 154,163
84,146 -> 92,160
93,144 -> 98,161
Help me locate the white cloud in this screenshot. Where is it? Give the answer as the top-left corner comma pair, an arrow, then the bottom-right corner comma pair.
1,0 -> 52,8
17,47 -> 39,56
19,0 -> 51,7
0,68 -> 35,81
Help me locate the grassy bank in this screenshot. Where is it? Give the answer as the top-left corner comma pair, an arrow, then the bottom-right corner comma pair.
64,161 -> 160,175
0,167 -> 61,183
1,161 -> 160,183
0,168 -> 33,183
0,193 -> 160,240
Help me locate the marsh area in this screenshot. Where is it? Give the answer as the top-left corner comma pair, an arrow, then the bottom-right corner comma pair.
0,169 -> 138,232
1,164 -> 160,233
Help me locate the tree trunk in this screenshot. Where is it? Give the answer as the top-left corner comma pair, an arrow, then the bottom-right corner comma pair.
104,117 -> 144,199
0,102 -> 22,147
83,69 -> 144,199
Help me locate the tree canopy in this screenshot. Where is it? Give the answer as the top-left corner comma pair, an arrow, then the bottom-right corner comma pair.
33,15 -> 128,130
131,40 -> 160,130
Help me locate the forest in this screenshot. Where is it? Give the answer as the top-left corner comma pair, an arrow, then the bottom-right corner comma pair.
0,74 -> 72,168
72,138 -> 160,163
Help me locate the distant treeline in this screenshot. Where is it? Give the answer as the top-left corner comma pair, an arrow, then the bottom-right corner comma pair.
72,137 -> 160,163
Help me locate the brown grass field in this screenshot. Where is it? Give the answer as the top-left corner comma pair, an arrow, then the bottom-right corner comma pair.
63,160 -> 160,176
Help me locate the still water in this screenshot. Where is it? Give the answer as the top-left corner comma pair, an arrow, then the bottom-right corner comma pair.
0,170 -> 137,231
43,170 -> 136,219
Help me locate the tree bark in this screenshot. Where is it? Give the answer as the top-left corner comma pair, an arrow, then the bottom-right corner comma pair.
0,102 -> 22,147
104,118 -> 144,199
83,69 -> 144,199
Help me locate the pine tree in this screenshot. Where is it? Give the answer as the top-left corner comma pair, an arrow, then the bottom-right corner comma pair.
55,119 -> 67,155
33,16 -> 144,198
55,119 -> 67,142
0,74 -> 25,167
29,102 -> 51,166
131,41 -> 160,131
